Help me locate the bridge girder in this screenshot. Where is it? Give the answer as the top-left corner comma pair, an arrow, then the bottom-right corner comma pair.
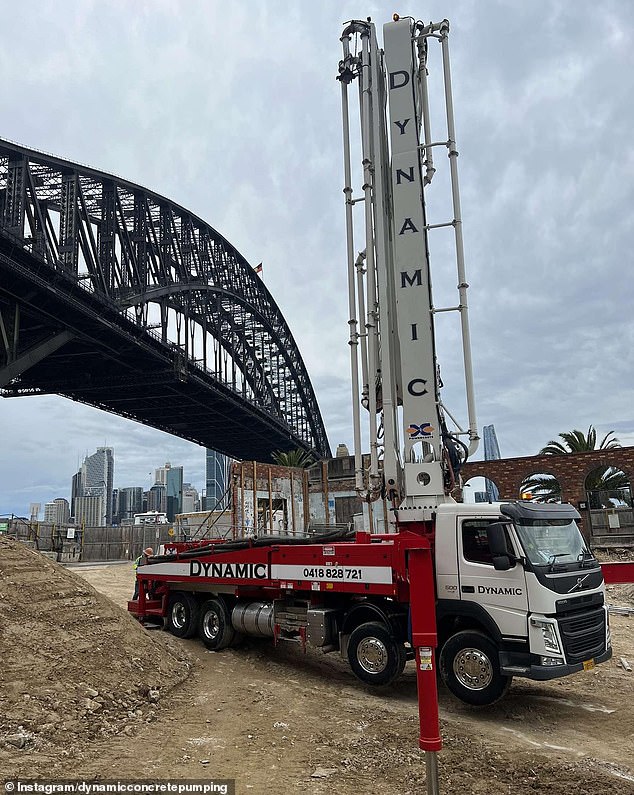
0,139 -> 331,460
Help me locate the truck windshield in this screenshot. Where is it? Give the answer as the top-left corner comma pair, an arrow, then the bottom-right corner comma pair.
513,518 -> 588,566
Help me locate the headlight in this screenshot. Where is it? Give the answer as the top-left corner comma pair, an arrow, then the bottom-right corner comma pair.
541,624 -> 560,652
540,656 -> 564,666
530,618 -> 561,653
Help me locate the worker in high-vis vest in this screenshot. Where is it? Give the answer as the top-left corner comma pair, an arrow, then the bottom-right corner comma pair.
133,547 -> 154,599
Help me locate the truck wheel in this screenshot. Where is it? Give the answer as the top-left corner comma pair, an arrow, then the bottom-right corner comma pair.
439,630 -> 511,706
166,592 -> 199,639
199,598 -> 236,651
347,621 -> 406,686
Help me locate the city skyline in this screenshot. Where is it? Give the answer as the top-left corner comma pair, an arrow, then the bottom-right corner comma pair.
1,443 -> 209,520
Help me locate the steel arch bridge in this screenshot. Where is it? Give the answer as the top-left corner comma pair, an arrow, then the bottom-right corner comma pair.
0,138 -> 331,462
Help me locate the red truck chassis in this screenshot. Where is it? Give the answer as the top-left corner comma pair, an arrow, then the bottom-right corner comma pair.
129,525 -> 442,751
129,526 -> 434,630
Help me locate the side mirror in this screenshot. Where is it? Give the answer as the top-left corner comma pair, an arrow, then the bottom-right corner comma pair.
487,522 -> 510,557
492,555 -> 512,571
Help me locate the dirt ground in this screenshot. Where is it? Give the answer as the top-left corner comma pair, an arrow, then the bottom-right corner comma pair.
2,540 -> 634,794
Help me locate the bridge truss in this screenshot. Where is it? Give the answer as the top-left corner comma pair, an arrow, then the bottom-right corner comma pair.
0,138 -> 331,461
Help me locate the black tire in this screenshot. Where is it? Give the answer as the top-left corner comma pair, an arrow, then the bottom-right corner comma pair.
166,592 -> 199,639
439,630 -> 512,706
347,621 -> 407,687
198,598 -> 236,650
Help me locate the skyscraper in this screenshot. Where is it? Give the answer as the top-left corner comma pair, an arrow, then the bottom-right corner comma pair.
117,487 -> 144,522
205,449 -> 230,510
182,483 -> 200,513
482,424 -> 501,502
166,466 -> 183,521
44,498 -> 70,525
147,483 -> 167,513
155,462 -> 171,486
149,462 -> 184,520
112,489 -> 119,525
74,495 -> 104,528
80,447 -> 114,526
71,470 -> 83,519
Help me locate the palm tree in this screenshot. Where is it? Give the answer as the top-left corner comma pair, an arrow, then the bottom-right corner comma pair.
521,426 -> 628,503
271,448 -> 315,468
520,474 -> 562,503
539,427 -> 620,456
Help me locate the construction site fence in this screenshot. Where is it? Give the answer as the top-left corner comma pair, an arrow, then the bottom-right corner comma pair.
3,520 -> 178,562
2,518 -> 359,560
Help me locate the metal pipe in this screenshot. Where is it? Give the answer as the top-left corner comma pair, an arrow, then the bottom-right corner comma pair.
438,400 -> 466,434
416,36 -> 436,185
322,460 -> 330,525
268,466 -> 273,534
439,22 -> 479,456
368,22 -> 401,504
252,460 -> 258,533
240,462 -> 245,537
425,751 -> 440,795
359,26 -> 380,485
290,467 -> 296,536
302,468 -> 309,532
340,34 -> 365,495
432,305 -> 462,313
355,251 -> 369,403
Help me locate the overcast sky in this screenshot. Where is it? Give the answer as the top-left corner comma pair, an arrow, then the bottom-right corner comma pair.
1,0 -> 633,517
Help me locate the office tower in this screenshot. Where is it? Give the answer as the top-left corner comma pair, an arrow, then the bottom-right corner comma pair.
112,489 -> 120,525
166,466 -> 184,521
147,483 -> 167,513
74,495 -> 104,528
71,470 -> 83,519
482,424 -> 501,502
44,498 -> 70,525
44,502 -> 56,523
155,462 -> 171,486
81,447 -> 114,525
205,449 -> 230,510
118,487 -> 144,522
182,483 -> 200,514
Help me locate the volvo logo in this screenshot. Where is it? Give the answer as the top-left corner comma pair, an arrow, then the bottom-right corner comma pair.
568,574 -> 591,593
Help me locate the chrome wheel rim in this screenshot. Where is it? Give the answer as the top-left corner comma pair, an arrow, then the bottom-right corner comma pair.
203,611 -> 221,640
453,647 -> 493,690
171,602 -> 187,629
357,637 -> 389,674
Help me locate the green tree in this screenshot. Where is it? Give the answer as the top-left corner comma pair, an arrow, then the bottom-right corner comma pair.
521,426 -> 628,503
271,448 -> 315,468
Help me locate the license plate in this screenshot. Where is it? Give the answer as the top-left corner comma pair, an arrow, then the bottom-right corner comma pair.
583,659 -> 596,671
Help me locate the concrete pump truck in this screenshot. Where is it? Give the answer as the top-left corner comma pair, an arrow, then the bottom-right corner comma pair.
129,15 -> 611,706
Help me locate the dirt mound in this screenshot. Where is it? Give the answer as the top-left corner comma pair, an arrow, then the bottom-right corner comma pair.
0,537 -> 191,768
3,556 -> 633,792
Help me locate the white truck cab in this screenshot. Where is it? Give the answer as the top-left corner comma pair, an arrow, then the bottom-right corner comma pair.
434,501 -> 611,704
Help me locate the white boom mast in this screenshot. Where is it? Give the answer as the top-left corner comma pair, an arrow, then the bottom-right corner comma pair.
338,16 -> 479,526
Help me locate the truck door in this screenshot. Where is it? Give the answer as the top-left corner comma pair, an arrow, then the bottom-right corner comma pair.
457,518 -> 528,639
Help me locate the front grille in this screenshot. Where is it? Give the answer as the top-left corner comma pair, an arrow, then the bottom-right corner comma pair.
557,606 -> 606,664
547,567 -> 603,594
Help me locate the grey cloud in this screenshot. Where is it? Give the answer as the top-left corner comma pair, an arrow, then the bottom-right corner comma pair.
1,0 -> 633,514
